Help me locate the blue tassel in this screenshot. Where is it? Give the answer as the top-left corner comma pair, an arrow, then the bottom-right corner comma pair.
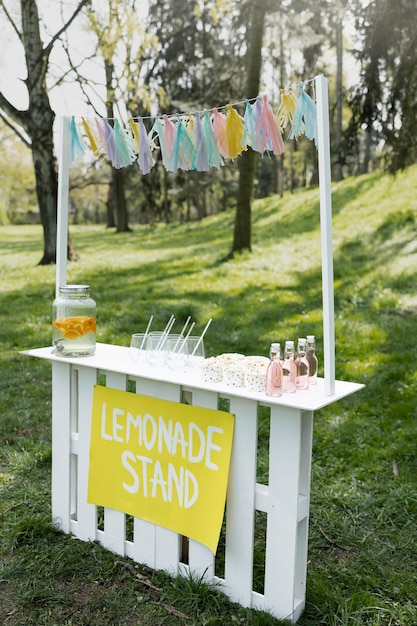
69,117 -> 85,164
289,82 -> 317,145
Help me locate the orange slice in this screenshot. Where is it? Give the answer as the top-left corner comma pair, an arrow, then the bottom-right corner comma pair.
63,328 -> 83,340
53,316 -> 96,339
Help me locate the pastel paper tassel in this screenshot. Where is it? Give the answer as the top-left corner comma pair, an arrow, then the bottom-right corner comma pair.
252,99 -> 263,123
137,118 -> 156,175
81,117 -> 100,156
160,114 -> 176,169
225,104 -> 244,158
150,117 -> 164,155
289,82 -> 317,145
168,116 -> 194,172
276,89 -> 297,131
211,108 -> 228,158
96,118 -> 116,162
201,110 -> 223,169
113,119 -> 136,168
128,118 -> 140,152
69,116 -> 85,164
255,95 -> 284,156
192,113 -> 209,171
242,100 -> 255,149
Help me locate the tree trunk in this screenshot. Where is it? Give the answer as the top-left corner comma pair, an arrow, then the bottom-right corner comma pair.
104,57 -> 130,232
232,1 -> 266,253
106,180 -> 116,228
233,150 -> 256,252
28,102 -> 58,264
0,0 -> 89,263
24,0 -> 59,264
113,168 -> 131,232
333,4 -> 345,181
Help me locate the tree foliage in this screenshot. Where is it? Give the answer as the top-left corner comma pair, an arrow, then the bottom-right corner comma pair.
349,0 -> 417,172
1,0 -> 416,258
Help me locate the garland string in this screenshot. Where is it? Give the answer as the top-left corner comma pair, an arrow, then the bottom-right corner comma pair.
69,81 -> 317,173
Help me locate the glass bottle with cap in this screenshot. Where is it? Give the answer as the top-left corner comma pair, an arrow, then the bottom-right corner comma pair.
266,342 -> 282,397
282,340 -> 297,393
295,337 -> 309,390
52,285 -> 96,356
306,334 -> 318,384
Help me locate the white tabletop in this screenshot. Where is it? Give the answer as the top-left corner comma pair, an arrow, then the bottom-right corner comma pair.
22,343 -> 364,412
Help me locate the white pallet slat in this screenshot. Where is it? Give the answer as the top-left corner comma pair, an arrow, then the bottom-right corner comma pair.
52,361 -> 72,533
72,365 -> 98,541
100,370 -> 128,555
135,376 -> 182,573
223,396 -> 258,607
183,387 -> 218,580
299,410 -> 314,498
131,517 -> 156,567
124,376 -> 158,569
263,404 -> 313,622
293,411 -> 313,606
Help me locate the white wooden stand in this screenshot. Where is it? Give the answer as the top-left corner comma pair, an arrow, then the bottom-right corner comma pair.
21,74 -> 364,621
23,344 -> 363,622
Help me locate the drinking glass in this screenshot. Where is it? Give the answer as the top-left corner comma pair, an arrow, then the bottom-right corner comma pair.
146,333 -> 167,367
186,336 -> 205,367
165,336 -> 188,370
129,333 -> 147,363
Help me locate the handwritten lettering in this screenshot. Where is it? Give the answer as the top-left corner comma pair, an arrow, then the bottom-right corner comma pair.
121,451 -> 198,508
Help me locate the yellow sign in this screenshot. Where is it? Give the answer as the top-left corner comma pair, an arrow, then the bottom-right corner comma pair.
88,385 -> 235,554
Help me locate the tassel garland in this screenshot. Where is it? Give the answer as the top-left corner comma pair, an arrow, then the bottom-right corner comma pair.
69,82 -> 317,171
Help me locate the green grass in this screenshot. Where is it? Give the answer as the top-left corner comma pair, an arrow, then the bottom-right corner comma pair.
1,164 -> 417,624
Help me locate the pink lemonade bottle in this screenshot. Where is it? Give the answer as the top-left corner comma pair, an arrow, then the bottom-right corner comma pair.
282,340 -> 297,393
265,343 -> 283,397
306,335 -> 318,385
295,337 -> 309,390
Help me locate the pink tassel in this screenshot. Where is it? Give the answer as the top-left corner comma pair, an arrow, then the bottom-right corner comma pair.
211,108 -> 228,158
161,114 -> 176,169
255,95 -> 285,156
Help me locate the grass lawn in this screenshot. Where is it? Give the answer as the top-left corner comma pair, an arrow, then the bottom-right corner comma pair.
1,164 -> 417,625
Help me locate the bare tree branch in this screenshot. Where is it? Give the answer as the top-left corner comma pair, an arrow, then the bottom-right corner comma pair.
0,91 -> 28,126
0,0 -> 23,41
43,0 -> 91,60
0,110 -> 31,147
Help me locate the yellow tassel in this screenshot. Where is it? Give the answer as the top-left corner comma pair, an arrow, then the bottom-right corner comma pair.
225,104 -> 244,158
128,118 -> 140,152
81,117 -> 100,156
276,89 -> 298,132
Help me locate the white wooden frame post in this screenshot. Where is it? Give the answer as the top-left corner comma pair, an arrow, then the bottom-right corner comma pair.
56,116 -> 71,298
315,74 -> 336,395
